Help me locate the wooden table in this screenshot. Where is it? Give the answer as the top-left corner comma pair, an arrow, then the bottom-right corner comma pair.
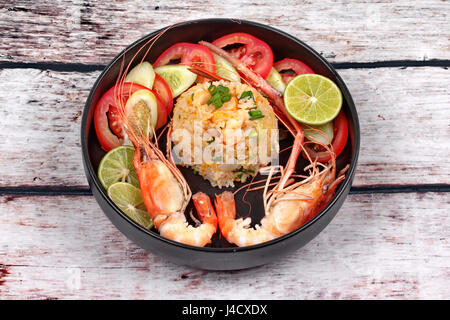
0,1 -> 449,300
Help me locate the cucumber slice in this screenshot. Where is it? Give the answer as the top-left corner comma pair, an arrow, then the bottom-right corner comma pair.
125,89 -> 158,139
154,65 -> 197,98
125,61 -> 155,89
213,53 -> 240,82
302,121 -> 334,145
266,67 -> 286,93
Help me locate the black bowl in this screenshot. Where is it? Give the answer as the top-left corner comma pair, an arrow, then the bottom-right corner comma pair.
81,18 -> 360,270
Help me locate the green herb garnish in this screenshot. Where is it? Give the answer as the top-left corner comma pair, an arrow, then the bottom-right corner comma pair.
193,169 -> 198,175
237,173 -> 243,179
248,109 -> 264,120
233,167 -> 255,175
207,84 -> 231,109
207,137 -> 215,144
239,90 -> 255,101
212,156 -> 222,162
248,129 -> 258,139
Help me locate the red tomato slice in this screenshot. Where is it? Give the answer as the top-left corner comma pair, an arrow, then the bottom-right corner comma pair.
303,111 -> 349,162
152,73 -> 173,114
154,42 -> 215,82
153,91 -> 168,131
95,82 -> 148,151
212,32 -> 273,79
95,82 -> 167,152
274,58 -> 314,84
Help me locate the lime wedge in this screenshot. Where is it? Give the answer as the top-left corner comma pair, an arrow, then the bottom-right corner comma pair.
266,67 -> 286,93
125,61 -> 155,89
213,53 -> 241,82
283,74 -> 342,125
98,145 -> 139,190
107,182 -> 153,229
154,65 -> 197,98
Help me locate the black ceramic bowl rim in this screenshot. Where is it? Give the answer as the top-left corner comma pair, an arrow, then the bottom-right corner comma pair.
81,18 -> 360,254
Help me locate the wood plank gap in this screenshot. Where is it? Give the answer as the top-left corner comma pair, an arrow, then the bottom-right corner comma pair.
0,61 -> 105,72
0,186 -> 91,196
1,59 -> 449,73
1,184 -> 449,197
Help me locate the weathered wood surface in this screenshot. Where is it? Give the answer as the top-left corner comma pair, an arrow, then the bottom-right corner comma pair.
1,192 -> 448,299
0,0 -> 449,301
0,66 -> 448,188
0,0 -> 449,65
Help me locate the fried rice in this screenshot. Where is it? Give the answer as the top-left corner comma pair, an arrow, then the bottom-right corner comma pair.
171,80 -> 279,188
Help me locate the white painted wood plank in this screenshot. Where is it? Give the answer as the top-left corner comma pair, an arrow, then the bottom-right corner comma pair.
0,66 -> 448,187
0,193 -> 448,299
0,0 -> 448,64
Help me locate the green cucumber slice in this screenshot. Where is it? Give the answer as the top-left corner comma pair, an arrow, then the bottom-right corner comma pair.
302,121 -> 334,145
154,65 -> 197,98
266,67 -> 286,93
213,53 -> 241,82
125,61 -> 155,89
125,89 -> 158,139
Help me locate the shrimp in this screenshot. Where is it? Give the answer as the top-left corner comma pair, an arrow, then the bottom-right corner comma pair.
199,41 -> 347,246
215,160 -> 344,247
113,28 -> 218,247
158,192 -> 217,246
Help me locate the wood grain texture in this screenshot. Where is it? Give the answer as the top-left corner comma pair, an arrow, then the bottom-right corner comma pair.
0,66 -> 448,188
0,0 -> 449,65
0,192 -> 448,299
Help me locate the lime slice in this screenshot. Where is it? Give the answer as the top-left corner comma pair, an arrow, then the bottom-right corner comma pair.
125,89 -> 158,138
154,65 -> 197,98
98,145 -> 139,190
302,121 -> 334,145
213,53 -> 241,82
284,74 -> 342,125
266,67 -> 286,93
125,61 -> 155,89
107,182 -> 153,229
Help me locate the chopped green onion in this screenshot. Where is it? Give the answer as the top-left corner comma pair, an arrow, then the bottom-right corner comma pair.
208,84 -> 231,109
212,156 -> 222,162
248,109 -> 264,120
248,129 -> 258,139
239,91 -> 254,101
207,138 -> 215,144
193,169 -> 198,175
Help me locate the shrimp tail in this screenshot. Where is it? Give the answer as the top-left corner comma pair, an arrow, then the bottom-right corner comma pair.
192,192 -> 218,227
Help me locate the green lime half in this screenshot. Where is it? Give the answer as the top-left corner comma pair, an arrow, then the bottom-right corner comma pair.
98,145 -> 139,190
283,74 -> 342,125
107,182 -> 153,229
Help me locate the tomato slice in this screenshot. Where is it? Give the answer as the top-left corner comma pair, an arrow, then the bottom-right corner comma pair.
212,32 -> 273,79
95,82 -> 149,151
274,58 -> 314,84
95,82 -> 167,151
154,42 -> 215,83
153,90 -> 168,131
303,111 -> 349,162
152,73 -> 173,114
